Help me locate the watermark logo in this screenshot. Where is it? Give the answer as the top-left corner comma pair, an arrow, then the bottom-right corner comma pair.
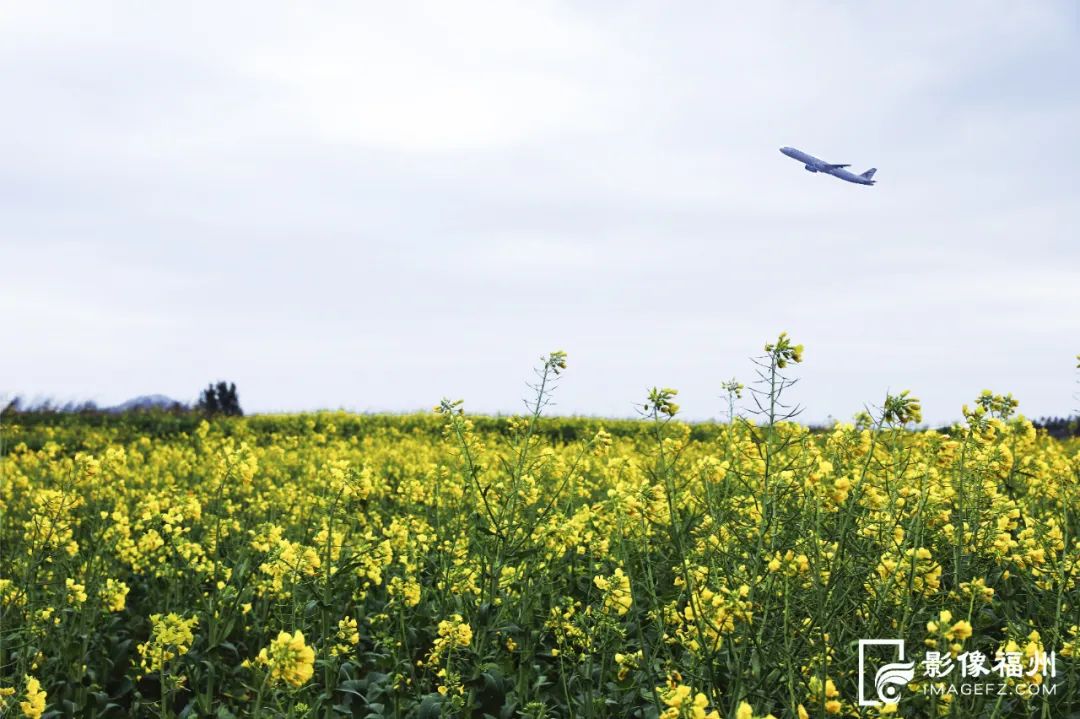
858,639 -> 915,706
858,637 -> 1060,706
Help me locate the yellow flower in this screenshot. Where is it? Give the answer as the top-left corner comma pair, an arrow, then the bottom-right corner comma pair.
65,578 -> 88,604
138,613 -> 198,676
256,630 -> 316,687
20,676 -> 46,719
665,684 -> 691,709
437,614 -> 473,649
690,692 -> 707,715
102,579 -> 129,612
947,620 -> 973,641
331,618 -> 360,657
593,567 -> 632,616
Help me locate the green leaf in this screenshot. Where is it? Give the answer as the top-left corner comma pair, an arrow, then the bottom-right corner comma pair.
416,694 -> 444,719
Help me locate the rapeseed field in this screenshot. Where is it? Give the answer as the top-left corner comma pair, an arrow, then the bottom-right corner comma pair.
2,340 -> 1078,718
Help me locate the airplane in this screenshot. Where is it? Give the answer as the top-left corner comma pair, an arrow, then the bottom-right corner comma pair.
780,146 -> 877,185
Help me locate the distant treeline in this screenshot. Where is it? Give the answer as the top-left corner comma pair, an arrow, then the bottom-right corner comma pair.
2,381 -> 243,419
0,397 -> 189,414
1,407 -> 679,444
1030,415 -> 1080,439
3,401 -> 1078,451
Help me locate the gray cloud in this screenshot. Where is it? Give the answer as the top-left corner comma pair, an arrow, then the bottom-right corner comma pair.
2,1 -> 1078,422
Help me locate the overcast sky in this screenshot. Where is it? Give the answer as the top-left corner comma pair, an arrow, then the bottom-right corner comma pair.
2,2 -> 1078,423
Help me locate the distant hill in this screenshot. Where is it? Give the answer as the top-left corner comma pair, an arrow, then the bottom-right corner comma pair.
108,394 -> 185,413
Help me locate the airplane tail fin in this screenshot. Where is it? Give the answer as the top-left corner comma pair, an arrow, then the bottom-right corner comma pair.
860,168 -> 877,180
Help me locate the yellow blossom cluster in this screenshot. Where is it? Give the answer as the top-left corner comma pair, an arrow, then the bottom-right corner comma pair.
593,567 -> 633,616
658,682 -> 720,719
2,363 -> 1077,716
138,613 -> 199,677
255,630 -> 316,688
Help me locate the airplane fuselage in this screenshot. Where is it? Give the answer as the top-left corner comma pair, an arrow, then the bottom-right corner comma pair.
780,146 -> 876,185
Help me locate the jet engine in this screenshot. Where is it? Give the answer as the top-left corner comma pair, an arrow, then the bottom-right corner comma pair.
804,165 -> 817,172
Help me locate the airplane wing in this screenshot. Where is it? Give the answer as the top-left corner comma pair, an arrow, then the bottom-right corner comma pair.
825,163 -> 850,169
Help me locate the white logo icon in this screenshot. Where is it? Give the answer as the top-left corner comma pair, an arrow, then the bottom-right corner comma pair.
859,639 -> 915,706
